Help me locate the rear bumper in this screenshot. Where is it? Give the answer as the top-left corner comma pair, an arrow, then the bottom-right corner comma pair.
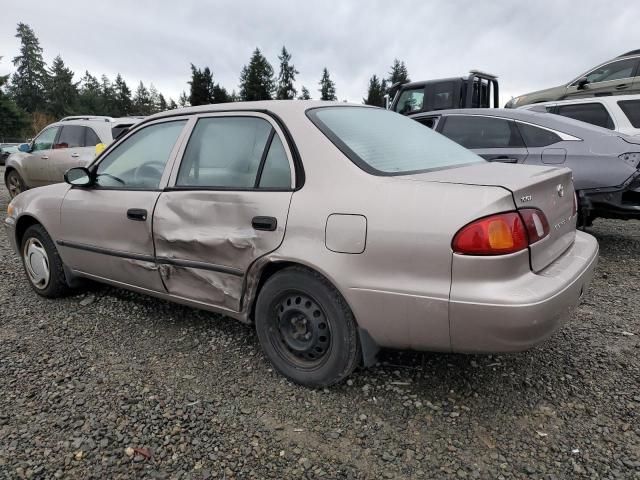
580,173 -> 640,220
449,230 -> 599,353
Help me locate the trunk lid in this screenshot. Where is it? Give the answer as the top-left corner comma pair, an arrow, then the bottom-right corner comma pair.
406,162 -> 576,271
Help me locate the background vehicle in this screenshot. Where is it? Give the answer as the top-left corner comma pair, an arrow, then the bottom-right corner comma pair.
388,70 -> 499,119
410,108 -> 640,224
4,116 -> 141,198
519,94 -> 640,136
506,49 -> 640,108
0,143 -> 19,166
5,101 -> 597,387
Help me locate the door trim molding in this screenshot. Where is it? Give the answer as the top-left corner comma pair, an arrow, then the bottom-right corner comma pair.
56,240 -> 244,277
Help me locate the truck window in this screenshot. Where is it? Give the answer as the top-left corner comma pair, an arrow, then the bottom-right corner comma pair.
395,88 -> 424,114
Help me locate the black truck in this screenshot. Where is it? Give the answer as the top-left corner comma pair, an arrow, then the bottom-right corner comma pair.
388,70 -> 499,116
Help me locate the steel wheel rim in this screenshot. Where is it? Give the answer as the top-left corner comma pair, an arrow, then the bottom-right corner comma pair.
8,174 -> 22,198
268,291 -> 332,370
23,238 -> 50,290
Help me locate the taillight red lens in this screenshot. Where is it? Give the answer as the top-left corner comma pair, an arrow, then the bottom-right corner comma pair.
452,212 -> 528,255
519,208 -> 550,244
452,209 -> 550,256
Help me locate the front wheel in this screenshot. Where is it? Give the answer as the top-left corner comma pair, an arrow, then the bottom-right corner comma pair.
6,170 -> 27,198
255,267 -> 360,387
21,224 -> 71,298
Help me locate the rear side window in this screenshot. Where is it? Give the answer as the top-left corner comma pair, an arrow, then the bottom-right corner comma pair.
177,117 -> 290,189
308,107 -> 482,175
618,99 -> 640,128
556,103 -> 614,130
516,123 -> 562,148
395,88 -> 424,114
55,125 -> 84,149
85,128 -> 101,147
440,115 -> 524,149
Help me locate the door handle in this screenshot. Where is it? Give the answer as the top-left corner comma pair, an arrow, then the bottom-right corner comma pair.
252,216 -> 277,231
70,153 -> 80,158
616,84 -> 629,90
490,156 -> 518,163
127,208 -> 148,221
40,155 -> 49,160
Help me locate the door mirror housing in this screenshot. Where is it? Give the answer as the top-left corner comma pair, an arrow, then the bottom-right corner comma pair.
576,76 -> 589,90
18,143 -> 31,153
64,167 -> 92,187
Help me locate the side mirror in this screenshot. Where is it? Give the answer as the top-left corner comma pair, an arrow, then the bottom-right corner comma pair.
95,143 -> 106,156
576,76 -> 589,90
64,167 -> 92,187
18,143 -> 31,153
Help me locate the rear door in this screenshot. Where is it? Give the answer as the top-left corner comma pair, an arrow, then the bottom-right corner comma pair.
438,114 -> 528,163
49,125 -> 102,182
153,112 -> 296,312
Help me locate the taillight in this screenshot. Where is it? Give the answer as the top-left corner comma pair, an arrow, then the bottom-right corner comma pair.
452,209 -> 549,256
572,191 -> 578,216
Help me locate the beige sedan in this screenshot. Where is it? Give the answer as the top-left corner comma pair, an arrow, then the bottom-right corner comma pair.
4,101 -> 599,387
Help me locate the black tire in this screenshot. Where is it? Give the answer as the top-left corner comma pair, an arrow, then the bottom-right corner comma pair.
255,266 -> 361,387
20,224 -> 71,298
6,170 -> 26,198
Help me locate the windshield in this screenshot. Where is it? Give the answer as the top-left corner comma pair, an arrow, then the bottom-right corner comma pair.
307,107 -> 483,175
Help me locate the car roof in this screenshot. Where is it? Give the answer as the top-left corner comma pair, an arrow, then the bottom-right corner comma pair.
519,93 -> 640,109
412,107 -> 624,138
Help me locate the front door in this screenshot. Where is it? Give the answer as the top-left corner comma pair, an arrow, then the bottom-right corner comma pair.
22,125 -> 60,187
566,57 -> 640,99
48,125 -> 101,183
438,114 -> 529,163
57,118 -> 189,291
153,113 -> 296,312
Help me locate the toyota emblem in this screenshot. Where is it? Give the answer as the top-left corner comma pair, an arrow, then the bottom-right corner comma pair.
557,184 -> 564,197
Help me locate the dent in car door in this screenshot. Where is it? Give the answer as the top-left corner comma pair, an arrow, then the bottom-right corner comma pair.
58,119 -> 189,290
153,113 -> 295,312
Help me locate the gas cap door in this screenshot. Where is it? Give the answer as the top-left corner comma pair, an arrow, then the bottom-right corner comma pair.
541,148 -> 567,164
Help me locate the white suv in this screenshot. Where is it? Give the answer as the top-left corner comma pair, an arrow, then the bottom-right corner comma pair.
520,95 -> 640,137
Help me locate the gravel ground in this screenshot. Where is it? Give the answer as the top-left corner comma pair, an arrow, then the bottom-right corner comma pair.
0,168 -> 638,479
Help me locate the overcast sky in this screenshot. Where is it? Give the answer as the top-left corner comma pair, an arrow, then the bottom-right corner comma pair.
1,0 -> 639,106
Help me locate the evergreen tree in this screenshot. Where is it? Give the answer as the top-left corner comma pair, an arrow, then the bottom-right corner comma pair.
211,83 -> 231,103
148,84 -> 160,113
239,48 -> 275,101
297,86 -> 311,100
275,46 -> 298,100
78,71 -> 102,114
188,64 -> 211,106
363,75 -> 385,107
178,91 -> 190,107
0,57 -> 27,140
113,74 -> 132,116
387,59 -> 410,85
9,22 -> 48,113
101,75 -> 117,116
132,81 -> 152,115
46,55 -> 78,118
168,98 -> 178,109
318,68 -> 336,101
158,93 -> 168,111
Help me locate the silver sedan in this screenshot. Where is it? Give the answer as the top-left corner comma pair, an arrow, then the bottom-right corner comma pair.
4,101 -> 599,387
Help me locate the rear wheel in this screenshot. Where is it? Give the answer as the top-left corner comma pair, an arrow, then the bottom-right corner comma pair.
21,224 -> 70,298
6,170 -> 26,198
255,267 -> 360,387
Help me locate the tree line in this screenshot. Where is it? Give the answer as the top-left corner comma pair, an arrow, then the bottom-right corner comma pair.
0,22 -> 411,140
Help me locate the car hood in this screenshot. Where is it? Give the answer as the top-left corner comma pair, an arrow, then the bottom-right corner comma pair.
506,85 -> 564,108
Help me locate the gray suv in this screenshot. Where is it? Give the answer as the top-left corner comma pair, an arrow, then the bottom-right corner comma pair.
506,50 -> 640,108
5,116 -> 140,198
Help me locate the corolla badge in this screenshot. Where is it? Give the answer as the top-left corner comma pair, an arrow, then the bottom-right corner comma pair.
557,184 -> 564,197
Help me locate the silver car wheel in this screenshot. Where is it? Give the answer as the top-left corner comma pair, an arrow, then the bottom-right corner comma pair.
23,237 -> 50,290
7,172 -> 24,198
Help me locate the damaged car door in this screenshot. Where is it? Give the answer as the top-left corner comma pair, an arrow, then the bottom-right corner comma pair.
153,113 -> 295,312
57,119 -> 188,290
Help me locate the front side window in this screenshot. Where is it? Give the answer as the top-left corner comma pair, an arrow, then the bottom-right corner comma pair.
582,58 -> 638,84
395,88 -> 424,114
308,107 -> 482,175
440,115 -> 524,149
95,120 -> 186,189
556,103 -> 614,130
618,99 -> 640,128
55,125 -> 85,149
177,117 -> 286,188
32,126 -> 60,152
516,123 -> 562,148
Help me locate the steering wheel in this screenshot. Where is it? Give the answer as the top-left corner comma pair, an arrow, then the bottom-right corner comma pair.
133,161 -> 165,185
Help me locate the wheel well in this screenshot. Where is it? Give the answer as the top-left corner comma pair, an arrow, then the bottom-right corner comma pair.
15,215 -> 40,248
4,166 -> 16,186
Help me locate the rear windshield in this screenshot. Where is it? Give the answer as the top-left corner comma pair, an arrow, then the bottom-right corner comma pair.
307,106 -> 482,175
